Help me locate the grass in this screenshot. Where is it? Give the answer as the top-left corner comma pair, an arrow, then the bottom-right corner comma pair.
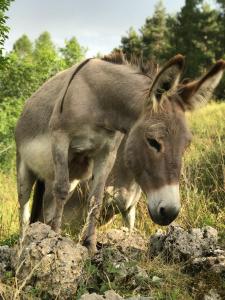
0,172 -> 19,244
0,102 -> 224,299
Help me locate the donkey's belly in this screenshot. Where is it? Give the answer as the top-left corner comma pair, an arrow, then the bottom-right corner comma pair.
20,135 -> 54,180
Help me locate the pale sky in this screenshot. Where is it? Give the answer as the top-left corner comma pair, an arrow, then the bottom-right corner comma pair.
5,0 -> 190,57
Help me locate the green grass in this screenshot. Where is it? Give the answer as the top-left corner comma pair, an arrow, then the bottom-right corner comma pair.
0,102 -> 224,299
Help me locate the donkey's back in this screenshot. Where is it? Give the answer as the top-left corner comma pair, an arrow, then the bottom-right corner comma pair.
15,66 -> 78,144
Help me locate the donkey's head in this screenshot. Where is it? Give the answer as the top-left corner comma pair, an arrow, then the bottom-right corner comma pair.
125,55 -> 225,226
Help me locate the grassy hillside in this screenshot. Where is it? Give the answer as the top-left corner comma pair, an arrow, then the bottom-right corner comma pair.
0,102 -> 224,244
0,102 -> 224,299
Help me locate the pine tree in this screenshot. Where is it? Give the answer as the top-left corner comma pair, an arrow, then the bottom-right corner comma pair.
217,0 -> 225,11
215,0 -> 225,97
140,0 -> 168,62
168,0 -> 220,79
216,0 -> 225,57
120,27 -> 141,60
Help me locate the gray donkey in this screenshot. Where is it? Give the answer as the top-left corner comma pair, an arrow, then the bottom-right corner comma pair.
15,51 -> 225,253
30,136 -> 142,231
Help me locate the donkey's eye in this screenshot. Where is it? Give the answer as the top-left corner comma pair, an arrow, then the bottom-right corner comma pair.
147,138 -> 162,152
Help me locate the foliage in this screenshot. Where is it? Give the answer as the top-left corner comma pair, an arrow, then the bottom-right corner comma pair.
0,31 -> 86,170
140,0 -> 169,62
120,27 -> 141,60
120,0 -> 225,97
60,37 -> 87,68
32,31 -> 64,83
0,97 -> 23,170
12,34 -> 32,58
167,1 -> 220,78
0,0 -> 13,64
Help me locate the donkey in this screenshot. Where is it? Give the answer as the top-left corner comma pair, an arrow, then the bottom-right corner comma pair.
15,51 -> 225,253
30,136 -> 142,231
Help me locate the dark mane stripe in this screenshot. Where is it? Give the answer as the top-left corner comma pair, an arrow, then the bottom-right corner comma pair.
102,50 -> 127,65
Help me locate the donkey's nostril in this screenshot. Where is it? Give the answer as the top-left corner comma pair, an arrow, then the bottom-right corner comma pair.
159,206 -> 166,216
156,204 -> 180,225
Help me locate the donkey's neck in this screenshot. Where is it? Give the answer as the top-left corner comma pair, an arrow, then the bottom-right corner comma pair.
89,60 -> 151,132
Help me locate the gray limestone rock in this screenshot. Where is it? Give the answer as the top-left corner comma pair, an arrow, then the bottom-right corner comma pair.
13,222 -> 88,299
0,245 -> 12,278
149,225 -> 218,261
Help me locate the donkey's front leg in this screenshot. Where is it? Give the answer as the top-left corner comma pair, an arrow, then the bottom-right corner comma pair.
83,135 -> 123,254
51,130 -> 70,233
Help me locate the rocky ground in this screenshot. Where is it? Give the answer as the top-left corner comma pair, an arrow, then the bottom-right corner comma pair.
0,223 -> 224,299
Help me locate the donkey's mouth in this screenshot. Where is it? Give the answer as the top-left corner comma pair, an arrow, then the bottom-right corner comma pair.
148,205 -> 179,226
147,184 -> 180,226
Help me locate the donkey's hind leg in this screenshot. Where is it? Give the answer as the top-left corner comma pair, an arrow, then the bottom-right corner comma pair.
17,156 -> 35,237
42,181 -> 59,225
123,205 -> 136,231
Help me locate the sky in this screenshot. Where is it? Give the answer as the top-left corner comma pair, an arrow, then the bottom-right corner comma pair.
5,0 -> 187,57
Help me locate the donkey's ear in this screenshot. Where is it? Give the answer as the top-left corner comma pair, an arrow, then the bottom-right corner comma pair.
178,60 -> 225,111
148,54 -> 185,103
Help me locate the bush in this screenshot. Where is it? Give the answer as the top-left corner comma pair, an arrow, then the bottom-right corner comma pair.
0,97 -> 23,171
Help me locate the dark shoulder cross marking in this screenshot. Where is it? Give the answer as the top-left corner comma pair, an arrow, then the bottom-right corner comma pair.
60,58 -> 93,113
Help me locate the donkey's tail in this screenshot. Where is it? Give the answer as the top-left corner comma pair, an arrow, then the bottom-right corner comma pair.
30,180 -> 45,223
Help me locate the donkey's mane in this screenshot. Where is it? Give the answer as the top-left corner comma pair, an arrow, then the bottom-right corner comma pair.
101,50 -> 158,80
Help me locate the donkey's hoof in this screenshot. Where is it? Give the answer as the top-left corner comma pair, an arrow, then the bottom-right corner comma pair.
51,221 -> 62,234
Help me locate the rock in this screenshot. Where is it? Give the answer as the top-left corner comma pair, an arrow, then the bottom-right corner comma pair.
186,249 -> 225,276
80,291 -> 153,300
0,245 -> 12,278
98,227 -> 146,257
148,225 -> 225,279
80,293 -> 105,300
80,290 -> 123,300
104,290 -> 123,300
148,229 -> 166,258
126,297 -> 153,300
204,289 -> 222,300
149,225 -> 218,261
152,276 -> 162,283
13,222 -> 88,299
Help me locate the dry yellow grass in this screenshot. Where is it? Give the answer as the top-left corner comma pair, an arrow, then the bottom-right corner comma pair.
0,102 -> 224,299
0,102 -> 224,244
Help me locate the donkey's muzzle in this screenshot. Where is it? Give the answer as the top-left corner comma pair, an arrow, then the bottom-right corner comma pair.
148,205 -> 180,225
147,184 -> 181,226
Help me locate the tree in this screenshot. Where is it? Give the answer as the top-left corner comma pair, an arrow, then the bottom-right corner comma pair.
60,37 -> 86,68
13,34 -> 32,59
0,32 -> 64,101
0,0 -> 13,64
217,0 -> 225,11
0,49 -> 38,100
120,27 -> 142,60
140,1 -> 168,62
33,31 -> 64,82
0,31 -> 87,170
216,0 -> 225,57
216,0 -> 225,97
167,0 -> 220,79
